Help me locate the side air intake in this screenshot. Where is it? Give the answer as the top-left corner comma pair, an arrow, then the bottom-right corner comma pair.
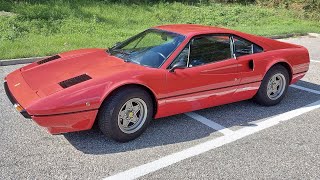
59,74 -> 92,88
37,55 -> 61,65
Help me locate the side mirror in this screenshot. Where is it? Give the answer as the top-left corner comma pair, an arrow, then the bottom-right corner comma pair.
169,61 -> 186,72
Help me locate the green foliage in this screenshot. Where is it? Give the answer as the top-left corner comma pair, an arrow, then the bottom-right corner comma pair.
255,0 -> 320,19
0,0 -> 319,59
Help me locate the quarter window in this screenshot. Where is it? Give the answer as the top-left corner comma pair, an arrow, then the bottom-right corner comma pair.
233,36 -> 263,57
168,45 -> 189,69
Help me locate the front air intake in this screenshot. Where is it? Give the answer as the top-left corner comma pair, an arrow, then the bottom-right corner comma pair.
59,74 -> 92,88
37,55 -> 61,65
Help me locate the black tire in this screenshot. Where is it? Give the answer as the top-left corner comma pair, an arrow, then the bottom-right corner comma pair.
254,65 -> 290,106
98,87 -> 153,142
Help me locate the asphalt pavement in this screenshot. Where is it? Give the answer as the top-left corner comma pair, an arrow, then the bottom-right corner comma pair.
0,36 -> 319,179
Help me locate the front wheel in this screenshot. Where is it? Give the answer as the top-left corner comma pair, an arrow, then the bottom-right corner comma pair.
98,87 -> 153,142
254,65 -> 289,106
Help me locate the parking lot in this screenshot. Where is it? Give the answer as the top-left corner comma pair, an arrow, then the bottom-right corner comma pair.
1,35 -> 320,179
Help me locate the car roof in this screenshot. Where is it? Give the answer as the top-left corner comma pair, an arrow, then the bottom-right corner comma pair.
154,24 -> 237,36
154,24 -> 301,52
154,24 -> 285,51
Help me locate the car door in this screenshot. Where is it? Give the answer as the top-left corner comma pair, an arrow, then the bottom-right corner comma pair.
232,35 -> 265,83
231,35 -> 266,100
162,34 -> 240,116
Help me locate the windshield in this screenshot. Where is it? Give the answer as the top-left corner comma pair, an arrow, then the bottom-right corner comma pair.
109,29 -> 185,68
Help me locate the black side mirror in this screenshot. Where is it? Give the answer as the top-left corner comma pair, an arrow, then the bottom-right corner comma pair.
169,61 -> 186,72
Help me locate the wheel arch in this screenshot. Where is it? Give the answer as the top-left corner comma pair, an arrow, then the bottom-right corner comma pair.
253,60 -> 293,106
265,61 -> 293,83
100,83 -> 158,118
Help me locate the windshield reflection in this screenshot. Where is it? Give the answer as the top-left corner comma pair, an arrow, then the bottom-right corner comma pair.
109,29 -> 185,68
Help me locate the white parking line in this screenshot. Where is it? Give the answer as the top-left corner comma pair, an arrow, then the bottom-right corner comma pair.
104,99 -> 320,180
185,112 -> 234,135
311,59 -> 319,62
291,84 -> 320,95
186,84 -> 320,134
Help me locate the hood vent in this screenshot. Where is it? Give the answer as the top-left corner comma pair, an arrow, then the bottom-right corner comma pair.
37,55 -> 61,65
59,74 -> 92,88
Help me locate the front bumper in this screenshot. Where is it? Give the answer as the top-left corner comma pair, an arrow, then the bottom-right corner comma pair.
5,81 -> 98,134
4,81 -> 31,119
4,68 -> 99,134
32,110 -> 98,134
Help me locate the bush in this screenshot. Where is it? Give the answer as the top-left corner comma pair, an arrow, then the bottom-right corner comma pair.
256,0 -> 320,19
0,0 -> 319,59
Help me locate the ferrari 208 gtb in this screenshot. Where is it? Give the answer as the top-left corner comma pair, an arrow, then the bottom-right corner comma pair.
4,24 -> 309,142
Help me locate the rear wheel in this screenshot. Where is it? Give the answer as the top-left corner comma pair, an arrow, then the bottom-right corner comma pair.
98,87 -> 153,142
254,65 -> 289,106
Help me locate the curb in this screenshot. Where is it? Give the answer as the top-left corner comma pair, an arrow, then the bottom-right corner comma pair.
267,33 -> 320,39
308,33 -> 320,38
266,33 -> 308,39
0,56 -> 46,66
1,33 -> 319,66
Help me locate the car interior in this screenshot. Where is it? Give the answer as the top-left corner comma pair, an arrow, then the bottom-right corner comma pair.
189,36 -> 231,67
169,35 -> 264,69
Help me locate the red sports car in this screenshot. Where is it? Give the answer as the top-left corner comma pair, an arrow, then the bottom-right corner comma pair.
4,24 -> 309,142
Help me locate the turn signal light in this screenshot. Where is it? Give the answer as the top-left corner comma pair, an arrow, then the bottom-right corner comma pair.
14,103 -> 24,112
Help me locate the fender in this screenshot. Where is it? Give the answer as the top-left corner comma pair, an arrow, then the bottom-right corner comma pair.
263,58 -> 293,82
101,80 -> 159,101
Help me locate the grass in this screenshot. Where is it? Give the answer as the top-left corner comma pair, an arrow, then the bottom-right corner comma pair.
0,0 -> 319,59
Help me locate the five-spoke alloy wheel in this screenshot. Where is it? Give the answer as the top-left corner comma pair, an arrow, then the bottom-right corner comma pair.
98,87 -> 153,142
254,65 -> 289,106
118,98 -> 148,134
267,73 -> 286,100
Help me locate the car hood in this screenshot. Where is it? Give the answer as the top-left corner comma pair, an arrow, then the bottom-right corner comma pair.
20,48 -> 143,96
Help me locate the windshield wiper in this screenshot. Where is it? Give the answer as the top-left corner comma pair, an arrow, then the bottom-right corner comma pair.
109,48 -> 132,62
110,49 -> 130,55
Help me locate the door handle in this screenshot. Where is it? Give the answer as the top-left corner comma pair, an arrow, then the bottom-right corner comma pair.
248,59 -> 254,70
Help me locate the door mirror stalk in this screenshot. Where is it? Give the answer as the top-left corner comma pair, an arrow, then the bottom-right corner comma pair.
169,62 -> 186,72
232,53 -> 237,59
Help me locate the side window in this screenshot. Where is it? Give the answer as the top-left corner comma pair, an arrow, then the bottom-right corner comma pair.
233,36 -> 263,57
189,35 -> 231,67
168,45 -> 189,69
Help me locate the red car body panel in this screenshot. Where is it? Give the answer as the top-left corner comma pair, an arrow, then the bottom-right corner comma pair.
4,24 -> 310,134
32,110 -> 98,134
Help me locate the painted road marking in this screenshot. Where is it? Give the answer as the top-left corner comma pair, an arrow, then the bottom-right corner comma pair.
185,112 -> 234,135
185,84 -> 320,133
311,60 -> 319,62
291,85 -> 320,95
105,99 -> 320,180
